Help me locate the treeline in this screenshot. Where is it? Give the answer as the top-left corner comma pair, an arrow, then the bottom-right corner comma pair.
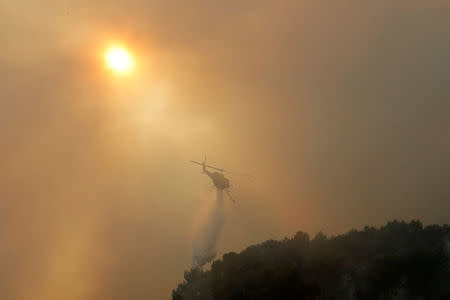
173,220 -> 450,300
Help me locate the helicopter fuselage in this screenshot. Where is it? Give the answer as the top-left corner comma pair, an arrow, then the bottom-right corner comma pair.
203,169 -> 230,190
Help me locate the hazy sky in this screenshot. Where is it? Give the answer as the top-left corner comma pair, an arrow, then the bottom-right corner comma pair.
2,1 -> 450,299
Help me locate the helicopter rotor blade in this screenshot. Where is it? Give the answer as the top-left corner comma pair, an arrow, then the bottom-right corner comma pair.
204,165 -> 225,172
190,160 -> 225,172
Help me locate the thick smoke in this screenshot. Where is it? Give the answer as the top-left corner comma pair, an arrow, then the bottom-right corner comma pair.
192,189 -> 225,267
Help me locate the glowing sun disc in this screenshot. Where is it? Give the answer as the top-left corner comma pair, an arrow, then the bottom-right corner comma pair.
105,46 -> 134,74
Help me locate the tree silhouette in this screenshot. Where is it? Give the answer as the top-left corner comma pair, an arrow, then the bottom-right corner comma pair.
173,220 -> 450,300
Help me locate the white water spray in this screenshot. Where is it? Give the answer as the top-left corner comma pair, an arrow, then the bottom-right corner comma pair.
192,189 -> 225,267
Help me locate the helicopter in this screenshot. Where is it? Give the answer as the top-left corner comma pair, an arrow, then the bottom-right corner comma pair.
190,157 -> 235,203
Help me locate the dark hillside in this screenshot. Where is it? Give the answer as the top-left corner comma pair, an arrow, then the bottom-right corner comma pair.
173,220 -> 450,300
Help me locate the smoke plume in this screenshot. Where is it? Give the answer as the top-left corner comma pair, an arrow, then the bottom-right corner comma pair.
192,189 -> 225,267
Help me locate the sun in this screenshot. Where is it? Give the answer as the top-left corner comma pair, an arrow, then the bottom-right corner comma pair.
105,46 -> 134,74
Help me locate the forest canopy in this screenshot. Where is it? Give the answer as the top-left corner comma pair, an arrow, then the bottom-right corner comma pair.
173,220 -> 450,300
